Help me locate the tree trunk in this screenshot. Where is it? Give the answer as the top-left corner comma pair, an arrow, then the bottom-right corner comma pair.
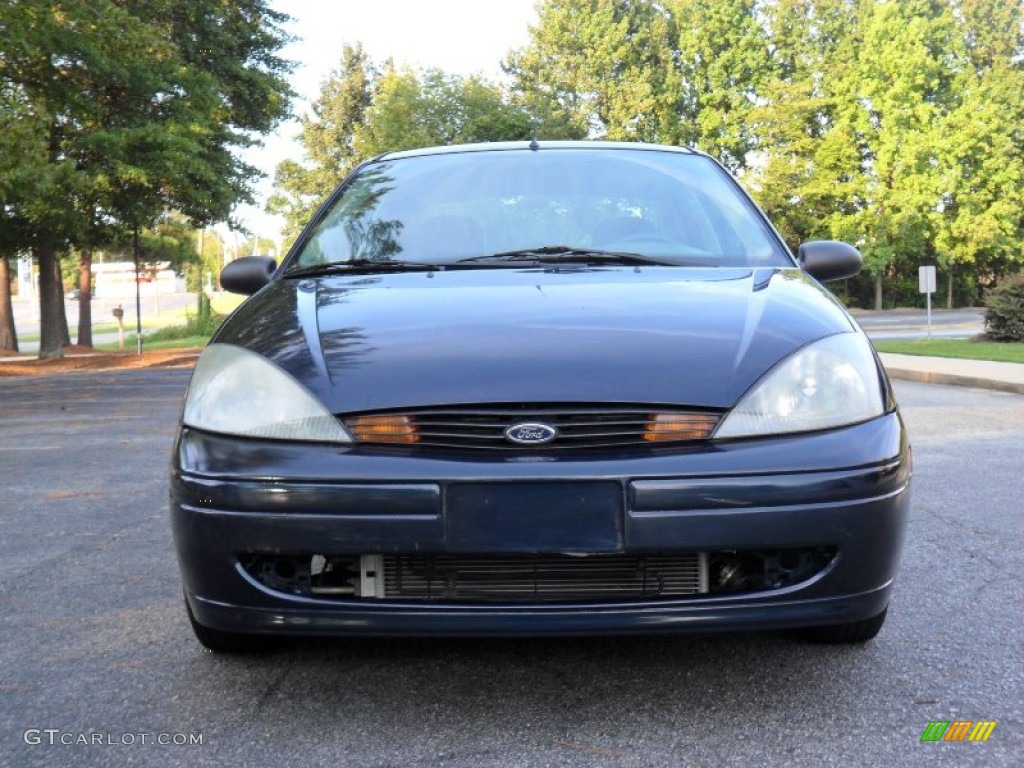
874,273 -> 883,311
77,249 -> 93,347
36,247 -> 66,358
946,264 -> 953,309
55,253 -> 70,347
0,255 -> 18,353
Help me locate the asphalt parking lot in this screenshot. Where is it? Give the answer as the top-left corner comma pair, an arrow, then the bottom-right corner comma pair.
0,370 -> 1021,767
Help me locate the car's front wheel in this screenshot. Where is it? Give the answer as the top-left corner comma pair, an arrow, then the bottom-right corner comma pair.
184,594 -> 281,654
798,607 -> 888,644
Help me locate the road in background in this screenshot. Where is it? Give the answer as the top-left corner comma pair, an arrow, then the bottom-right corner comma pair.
12,293 -> 197,335
11,293 -> 199,354
9,301 -> 988,355
0,371 -> 1019,767
851,308 -> 985,340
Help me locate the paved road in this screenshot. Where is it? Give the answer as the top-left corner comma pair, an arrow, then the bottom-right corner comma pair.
11,293 -> 197,354
852,308 -> 984,328
851,308 -> 985,341
0,372 -> 1020,767
9,301 -> 987,352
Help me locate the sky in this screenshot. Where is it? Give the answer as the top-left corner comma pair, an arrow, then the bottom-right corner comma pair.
232,0 -> 540,249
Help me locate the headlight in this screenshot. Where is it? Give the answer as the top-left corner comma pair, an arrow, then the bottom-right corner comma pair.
183,344 -> 352,443
714,333 -> 884,439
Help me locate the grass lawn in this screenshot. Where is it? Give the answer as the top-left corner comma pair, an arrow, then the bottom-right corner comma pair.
873,338 -> 1024,364
96,335 -> 210,352
21,294 -> 246,343
88,295 -> 243,351
20,317 -> 184,343
210,293 -> 245,314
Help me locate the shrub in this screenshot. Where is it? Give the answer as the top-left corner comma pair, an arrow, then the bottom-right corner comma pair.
189,292 -> 223,336
984,272 -> 1024,342
145,294 -> 225,342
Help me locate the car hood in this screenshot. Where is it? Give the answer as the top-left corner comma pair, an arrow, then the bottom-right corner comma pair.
215,267 -> 857,412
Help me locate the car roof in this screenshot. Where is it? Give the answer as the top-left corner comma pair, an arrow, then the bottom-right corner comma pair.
376,140 -> 699,161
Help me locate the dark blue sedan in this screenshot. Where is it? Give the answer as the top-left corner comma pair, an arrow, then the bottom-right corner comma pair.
171,142 -> 910,652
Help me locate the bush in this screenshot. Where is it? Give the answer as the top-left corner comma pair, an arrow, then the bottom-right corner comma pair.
145,294 -> 225,342
191,292 -> 222,336
984,272 -> 1024,342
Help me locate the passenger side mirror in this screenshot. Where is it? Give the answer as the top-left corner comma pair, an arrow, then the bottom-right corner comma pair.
220,256 -> 277,295
797,241 -> 862,282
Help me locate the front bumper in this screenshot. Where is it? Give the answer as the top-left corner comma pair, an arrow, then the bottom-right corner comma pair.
170,413 -> 910,637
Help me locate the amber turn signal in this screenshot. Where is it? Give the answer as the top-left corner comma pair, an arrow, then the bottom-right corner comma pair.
346,414 -> 419,444
643,412 -> 719,442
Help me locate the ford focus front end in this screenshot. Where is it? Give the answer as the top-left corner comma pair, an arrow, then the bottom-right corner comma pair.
170,142 -> 910,652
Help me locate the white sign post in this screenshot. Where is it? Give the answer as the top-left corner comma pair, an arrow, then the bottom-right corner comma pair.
919,265 -> 936,339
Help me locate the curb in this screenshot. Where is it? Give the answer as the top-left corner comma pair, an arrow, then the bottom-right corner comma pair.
883,367 -> 1024,395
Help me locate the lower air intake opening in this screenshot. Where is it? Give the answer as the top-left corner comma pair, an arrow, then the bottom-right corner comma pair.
382,553 -> 706,602
240,547 -> 836,602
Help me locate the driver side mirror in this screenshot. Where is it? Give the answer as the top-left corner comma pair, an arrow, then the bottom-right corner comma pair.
220,256 -> 277,295
797,241 -> 862,282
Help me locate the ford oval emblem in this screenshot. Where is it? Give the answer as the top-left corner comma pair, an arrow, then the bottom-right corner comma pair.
504,422 -> 558,445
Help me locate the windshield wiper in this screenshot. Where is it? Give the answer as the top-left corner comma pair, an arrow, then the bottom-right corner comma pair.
284,247 -> 697,277
283,259 -> 440,278
455,245 -> 681,267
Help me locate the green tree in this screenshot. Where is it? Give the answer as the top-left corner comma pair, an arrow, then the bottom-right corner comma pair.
506,0 -> 771,164
355,67 -> 532,156
505,0 -> 679,142
830,0 -> 962,309
754,0 -> 961,308
105,215 -> 200,271
668,0 -> 774,171
0,85 -> 52,352
750,0 -> 859,248
188,228 -> 225,293
0,0 -> 293,356
238,235 -> 278,260
270,53 -> 533,244
930,0 -> 1024,305
507,0 -> 1024,310
3,0 -> 175,354
268,43 -> 378,243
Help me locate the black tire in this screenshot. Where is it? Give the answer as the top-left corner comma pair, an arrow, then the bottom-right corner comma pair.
798,607 -> 888,644
185,594 -> 281,654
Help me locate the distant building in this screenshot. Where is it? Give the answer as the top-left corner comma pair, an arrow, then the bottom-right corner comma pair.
92,262 -> 186,298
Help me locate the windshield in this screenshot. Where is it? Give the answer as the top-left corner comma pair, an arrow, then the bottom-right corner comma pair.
290,147 -> 790,270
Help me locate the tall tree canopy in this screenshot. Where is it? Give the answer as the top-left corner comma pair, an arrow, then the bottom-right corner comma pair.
818,0 -> 958,308
0,0 -> 293,355
504,0 -> 681,143
269,47 -> 534,243
499,0 -> 1024,307
669,0 -> 774,171
929,0 -> 1024,303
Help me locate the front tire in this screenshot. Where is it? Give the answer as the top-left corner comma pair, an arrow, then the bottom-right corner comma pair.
799,607 -> 888,644
185,594 -> 281,654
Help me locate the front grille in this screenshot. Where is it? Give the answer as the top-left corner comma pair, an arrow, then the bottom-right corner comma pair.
342,405 -> 722,449
242,548 -> 836,602
381,554 -> 707,602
